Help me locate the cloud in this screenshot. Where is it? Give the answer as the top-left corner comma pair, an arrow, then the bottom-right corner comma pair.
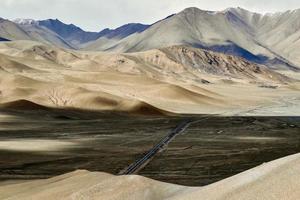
1,0 -> 300,31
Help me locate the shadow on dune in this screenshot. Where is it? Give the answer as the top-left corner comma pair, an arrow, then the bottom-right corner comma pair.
0,99 -> 172,118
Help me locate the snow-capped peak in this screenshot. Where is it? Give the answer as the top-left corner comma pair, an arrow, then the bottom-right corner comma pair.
13,18 -> 37,25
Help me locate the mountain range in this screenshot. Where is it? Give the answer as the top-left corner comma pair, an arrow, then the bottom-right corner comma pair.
9,18 -> 149,49
1,7 -> 300,70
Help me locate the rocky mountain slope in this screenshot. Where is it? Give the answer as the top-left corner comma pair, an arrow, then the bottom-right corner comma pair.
2,7 -> 300,70
100,7 -> 300,70
0,18 -> 150,49
0,18 -> 32,41
37,20 -> 149,47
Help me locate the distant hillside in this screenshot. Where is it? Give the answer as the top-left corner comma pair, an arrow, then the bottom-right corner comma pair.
100,7 -> 300,70
10,18 -> 150,49
2,7 -> 300,70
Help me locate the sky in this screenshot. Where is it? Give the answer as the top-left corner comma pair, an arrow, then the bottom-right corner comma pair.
1,0 -> 300,31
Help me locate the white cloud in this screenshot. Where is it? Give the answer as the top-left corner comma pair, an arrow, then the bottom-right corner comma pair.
1,0 -> 300,31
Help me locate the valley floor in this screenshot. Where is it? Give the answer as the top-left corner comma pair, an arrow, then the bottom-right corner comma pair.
0,109 -> 299,187
1,153 -> 300,200
0,109 -> 299,199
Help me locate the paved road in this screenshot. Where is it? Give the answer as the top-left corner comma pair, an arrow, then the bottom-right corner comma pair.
120,119 -> 193,175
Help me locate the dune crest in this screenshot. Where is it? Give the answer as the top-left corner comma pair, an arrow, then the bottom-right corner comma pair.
0,40 -> 299,115
0,153 -> 299,200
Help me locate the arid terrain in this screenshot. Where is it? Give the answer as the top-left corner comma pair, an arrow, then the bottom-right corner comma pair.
0,108 -> 299,186
0,108 -> 299,199
0,40 -> 299,116
0,34 -> 299,200
0,5 -> 300,200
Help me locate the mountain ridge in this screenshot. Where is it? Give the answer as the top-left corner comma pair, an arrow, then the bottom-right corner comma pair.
1,7 -> 300,69
11,18 -> 150,48
101,7 -> 300,69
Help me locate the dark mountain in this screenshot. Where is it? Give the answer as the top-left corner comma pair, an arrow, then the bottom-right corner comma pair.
10,18 -> 150,49
38,19 -> 100,45
30,19 -> 150,47
98,23 -> 150,39
0,37 -> 10,41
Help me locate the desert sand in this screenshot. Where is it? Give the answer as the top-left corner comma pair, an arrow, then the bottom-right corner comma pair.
0,139 -> 77,152
0,153 -> 299,200
0,40 -> 299,115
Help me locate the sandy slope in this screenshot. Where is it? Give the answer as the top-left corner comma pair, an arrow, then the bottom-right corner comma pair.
0,40 -> 299,115
0,153 -> 299,200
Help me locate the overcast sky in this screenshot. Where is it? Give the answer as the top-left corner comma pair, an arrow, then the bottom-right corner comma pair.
1,0 -> 300,31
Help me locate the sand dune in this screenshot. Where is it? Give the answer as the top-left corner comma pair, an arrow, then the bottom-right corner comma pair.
0,40 -> 299,115
0,153 -> 299,200
0,99 -> 49,110
0,54 -> 41,73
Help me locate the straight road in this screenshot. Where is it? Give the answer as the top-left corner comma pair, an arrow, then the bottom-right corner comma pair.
119,119 -> 193,175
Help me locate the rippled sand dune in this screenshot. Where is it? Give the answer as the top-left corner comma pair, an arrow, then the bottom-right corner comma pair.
0,153 -> 299,200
